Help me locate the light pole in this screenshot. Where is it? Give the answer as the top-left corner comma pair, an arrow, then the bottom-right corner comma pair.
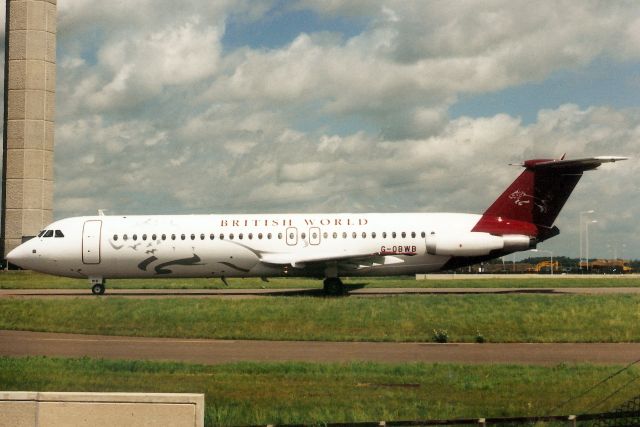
530,249 -> 554,274
579,210 -> 594,270
585,219 -> 597,272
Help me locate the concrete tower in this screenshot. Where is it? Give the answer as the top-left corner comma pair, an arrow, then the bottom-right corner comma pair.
1,0 -> 56,261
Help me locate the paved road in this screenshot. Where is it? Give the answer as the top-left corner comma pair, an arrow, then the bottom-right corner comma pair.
2,330 -> 639,365
1,287 -> 640,299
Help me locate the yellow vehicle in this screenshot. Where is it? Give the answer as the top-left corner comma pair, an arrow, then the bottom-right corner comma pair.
527,260 -> 559,273
578,259 -> 633,274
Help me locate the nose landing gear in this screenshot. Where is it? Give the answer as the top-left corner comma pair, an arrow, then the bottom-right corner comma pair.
90,277 -> 106,295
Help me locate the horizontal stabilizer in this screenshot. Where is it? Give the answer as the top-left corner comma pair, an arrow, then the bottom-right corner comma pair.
521,156 -> 627,171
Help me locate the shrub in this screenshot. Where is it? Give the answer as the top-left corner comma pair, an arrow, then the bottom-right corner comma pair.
432,328 -> 449,343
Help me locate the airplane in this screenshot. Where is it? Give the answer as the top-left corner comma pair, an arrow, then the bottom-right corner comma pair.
6,155 -> 627,295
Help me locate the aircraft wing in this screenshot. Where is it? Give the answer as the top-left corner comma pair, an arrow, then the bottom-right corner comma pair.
260,250 -> 405,268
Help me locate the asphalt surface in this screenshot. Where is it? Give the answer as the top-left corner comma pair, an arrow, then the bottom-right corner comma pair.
2,287 -> 640,299
2,330 -> 639,365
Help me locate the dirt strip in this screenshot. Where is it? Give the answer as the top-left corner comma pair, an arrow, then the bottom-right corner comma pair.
2,330 -> 639,365
1,287 -> 640,299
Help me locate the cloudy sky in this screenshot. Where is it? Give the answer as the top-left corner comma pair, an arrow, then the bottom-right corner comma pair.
2,0 -> 639,259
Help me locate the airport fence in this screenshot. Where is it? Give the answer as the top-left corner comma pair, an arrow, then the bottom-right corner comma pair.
240,409 -> 640,427
238,383 -> 640,426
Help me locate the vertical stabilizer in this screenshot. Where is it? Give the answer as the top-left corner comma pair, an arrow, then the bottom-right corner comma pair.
472,156 -> 627,239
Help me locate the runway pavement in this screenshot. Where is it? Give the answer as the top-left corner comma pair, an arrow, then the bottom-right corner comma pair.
1,287 -> 640,298
1,330 -> 639,365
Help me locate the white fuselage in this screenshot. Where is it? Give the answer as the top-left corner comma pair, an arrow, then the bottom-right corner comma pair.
7,213 -> 486,280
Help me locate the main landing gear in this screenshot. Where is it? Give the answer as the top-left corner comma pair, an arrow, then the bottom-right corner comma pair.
323,277 -> 346,296
90,277 -> 106,295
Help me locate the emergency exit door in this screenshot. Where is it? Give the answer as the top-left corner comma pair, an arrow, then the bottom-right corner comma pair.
82,220 -> 102,264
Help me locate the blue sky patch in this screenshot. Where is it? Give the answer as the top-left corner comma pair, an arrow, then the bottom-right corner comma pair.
222,3 -> 367,51
450,59 -> 640,124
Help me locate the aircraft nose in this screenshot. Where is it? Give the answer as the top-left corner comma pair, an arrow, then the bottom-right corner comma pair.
6,244 -> 34,269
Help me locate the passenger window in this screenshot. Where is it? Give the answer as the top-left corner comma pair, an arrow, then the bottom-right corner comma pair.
220,234 -> 224,240
372,232 -> 377,238
313,233 -> 319,239
142,234 -> 147,241
332,232 -> 338,239
181,234 -> 185,240
54,230 -> 64,238
392,232 -> 396,238
113,234 -> 118,241
323,232 -> 328,239
133,234 -> 138,241
152,234 -> 157,240
248,233 -> 253,240
171,234 -> 176,240
229,234 -> 234,240
210,234 -> 215,240
289,233 -> 295,240
190,234 -> 195,240
401,232 -> 406,238
362,232 -> 366,238
421,231 -> 426,238
239,233 -> 243,240
411,232 -> 416,238
352,232 -> 357,239
162,234 -> 166,240
200,234 -> 205,240
301,233 -> 306,239
382,232 -> 387,238
258,233 -> 263,239
123,234 -> 128,241
342,232 -> 347,238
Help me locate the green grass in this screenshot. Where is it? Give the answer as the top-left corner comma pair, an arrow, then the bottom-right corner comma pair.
0,270 -> 638,290
0,357 -> 637,426
2,295 -> 640,342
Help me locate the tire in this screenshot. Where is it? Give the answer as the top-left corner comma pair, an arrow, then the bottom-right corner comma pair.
323,278 -> 345,296
91,283 -> 105,295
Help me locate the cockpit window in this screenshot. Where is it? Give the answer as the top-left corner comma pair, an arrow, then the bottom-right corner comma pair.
37,230 -> 46,237
54,230 -> 64,238
43,230 -> 54,238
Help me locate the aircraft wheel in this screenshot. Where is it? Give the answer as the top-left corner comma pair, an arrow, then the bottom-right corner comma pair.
323,277 -> 345,296
91,283 -> 105,295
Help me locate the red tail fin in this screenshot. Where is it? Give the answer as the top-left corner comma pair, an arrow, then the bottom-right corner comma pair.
473,156 -> 627,240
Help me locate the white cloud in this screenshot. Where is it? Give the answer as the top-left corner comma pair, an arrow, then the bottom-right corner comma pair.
59,19 -> 222,112
201,1 -> 640,141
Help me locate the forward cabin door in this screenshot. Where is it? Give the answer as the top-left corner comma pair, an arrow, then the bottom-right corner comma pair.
82,220 -> 102,264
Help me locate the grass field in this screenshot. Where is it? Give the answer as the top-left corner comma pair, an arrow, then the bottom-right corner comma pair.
0,270 -> 638,290
2,294 -> 639,342
1,356 -> 637,426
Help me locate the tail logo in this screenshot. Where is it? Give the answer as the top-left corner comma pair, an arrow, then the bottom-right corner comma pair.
509,190 -> 548,213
